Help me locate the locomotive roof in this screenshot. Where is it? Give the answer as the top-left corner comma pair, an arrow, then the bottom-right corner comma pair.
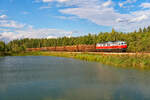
97,41 -> 126,44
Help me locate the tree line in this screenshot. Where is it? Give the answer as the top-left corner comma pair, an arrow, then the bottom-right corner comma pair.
0,26 -> 150,55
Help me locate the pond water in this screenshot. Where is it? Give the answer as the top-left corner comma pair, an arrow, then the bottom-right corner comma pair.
0,56 -> 150,100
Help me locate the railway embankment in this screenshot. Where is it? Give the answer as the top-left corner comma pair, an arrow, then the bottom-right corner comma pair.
14,51 -> 150,70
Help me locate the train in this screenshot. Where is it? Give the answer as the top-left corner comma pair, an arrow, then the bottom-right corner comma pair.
96,41 -> 127,52
27,41 -> 127,52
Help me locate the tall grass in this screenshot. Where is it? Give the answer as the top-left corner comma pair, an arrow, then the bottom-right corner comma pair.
14,51 -> 150,70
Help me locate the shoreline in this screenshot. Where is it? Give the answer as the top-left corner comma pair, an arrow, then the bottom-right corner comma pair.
9,51 -> 150,70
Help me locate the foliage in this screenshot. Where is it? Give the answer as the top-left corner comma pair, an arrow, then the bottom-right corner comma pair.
0,41 -> 5,56
1,26 -> 150,54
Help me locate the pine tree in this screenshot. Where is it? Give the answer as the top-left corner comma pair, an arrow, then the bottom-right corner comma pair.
138,28 -> 143,33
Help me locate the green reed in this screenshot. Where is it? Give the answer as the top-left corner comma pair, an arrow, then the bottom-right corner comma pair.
13,51 -> 150,70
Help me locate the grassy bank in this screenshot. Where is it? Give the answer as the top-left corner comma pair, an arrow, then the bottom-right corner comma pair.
13,51 -> 150,70
0,52 -> 12,56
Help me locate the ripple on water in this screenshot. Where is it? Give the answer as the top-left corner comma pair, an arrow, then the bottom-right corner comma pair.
0,56 -> 150,100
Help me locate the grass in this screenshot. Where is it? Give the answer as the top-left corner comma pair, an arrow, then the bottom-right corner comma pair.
0,52 -> 12,56
12,51 -> 150,70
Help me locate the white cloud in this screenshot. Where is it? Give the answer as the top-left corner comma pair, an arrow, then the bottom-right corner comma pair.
140,3 -> 150,8
0,27 -> 74,42
0,29 -> 10,32
57,0 -> 69,3
129,15 -> 148,23
39,6 -> 51,9
0,32 -> 18,41
119,0 -> 137,8
56,16 -> 77,20
47,36 -> 57,39
0,13 -> 75,42
15,28 -> 72,38
102,0 -> 112,7
59,6 -> 120,26
0,15 -> 7,19
116,15 -> 149,23
0,20 -> 25,28
58,0 -> 150,32
43,0 -> 53,2
116,18 -> 127,23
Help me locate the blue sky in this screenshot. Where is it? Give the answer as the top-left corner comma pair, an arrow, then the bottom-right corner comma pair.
0,0 -> 150,41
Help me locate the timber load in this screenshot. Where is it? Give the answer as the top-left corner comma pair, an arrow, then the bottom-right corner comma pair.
78,45 -> 96,52
65,45 -> 78,52
55,46 -> 65,51
47,47 -> 56,51
26,44 -> 96,52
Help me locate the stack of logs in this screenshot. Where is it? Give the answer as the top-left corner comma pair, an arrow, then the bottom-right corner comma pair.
26,44 -> 96,52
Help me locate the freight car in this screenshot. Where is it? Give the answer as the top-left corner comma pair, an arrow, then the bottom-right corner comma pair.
96,41 -> 127,52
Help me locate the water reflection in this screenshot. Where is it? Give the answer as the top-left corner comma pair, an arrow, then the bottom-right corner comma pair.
0,56 -> 150,100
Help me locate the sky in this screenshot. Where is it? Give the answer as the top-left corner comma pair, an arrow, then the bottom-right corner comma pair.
0,0 -> 150,41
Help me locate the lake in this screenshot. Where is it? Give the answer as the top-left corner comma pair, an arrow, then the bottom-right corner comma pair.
0,56 -> 150,100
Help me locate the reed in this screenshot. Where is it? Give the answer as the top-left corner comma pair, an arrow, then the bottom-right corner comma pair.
14,51 -> 150,70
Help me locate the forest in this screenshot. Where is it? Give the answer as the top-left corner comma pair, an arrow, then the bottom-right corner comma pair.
0,26 -> 150,55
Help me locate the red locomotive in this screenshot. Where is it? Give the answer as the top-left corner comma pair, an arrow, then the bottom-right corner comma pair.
96,41 -> 127,52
